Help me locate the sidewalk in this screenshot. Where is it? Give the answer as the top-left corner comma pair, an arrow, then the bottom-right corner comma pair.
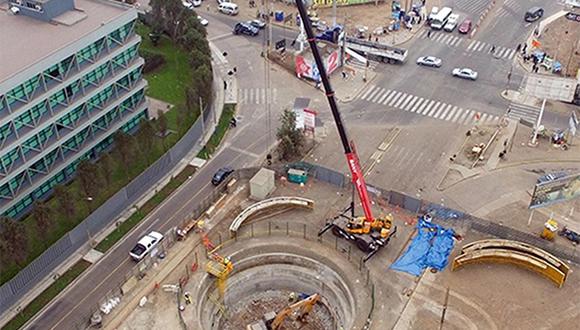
0,42 -> 232,329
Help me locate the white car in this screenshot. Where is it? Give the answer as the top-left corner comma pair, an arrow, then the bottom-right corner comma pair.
452,68 -> 478,80
182,0 -> 193,9
444,14 -> 460,32
129,231 -> 164,261
428,6 -> 439,21
416,56 -> 442,67
198,16 -> 209,26
248,19 -> 266,29
192,0 -> 202,7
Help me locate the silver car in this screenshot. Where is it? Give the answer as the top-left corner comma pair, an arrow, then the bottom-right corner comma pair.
416,56 -> 442,68
452,68 -> 478,80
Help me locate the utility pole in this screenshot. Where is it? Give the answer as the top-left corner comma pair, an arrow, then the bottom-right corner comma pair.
200,97 -> 205,138
530,98 -> 546,146
332,0 -> 337,26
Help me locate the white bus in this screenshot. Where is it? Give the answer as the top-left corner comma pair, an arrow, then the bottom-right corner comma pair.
430,7 -> 453,30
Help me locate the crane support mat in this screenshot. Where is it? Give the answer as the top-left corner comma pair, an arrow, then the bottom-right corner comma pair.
390,219 -> 456,276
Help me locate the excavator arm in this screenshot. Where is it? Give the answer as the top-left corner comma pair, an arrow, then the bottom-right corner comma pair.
269,293 -> 320,330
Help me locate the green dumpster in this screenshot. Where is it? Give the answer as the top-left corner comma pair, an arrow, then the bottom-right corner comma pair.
287,168 -> 308,184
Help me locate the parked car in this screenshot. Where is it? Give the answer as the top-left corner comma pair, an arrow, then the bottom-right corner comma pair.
212,167 -> 234,185
198,16 -> 209,26
525,7 -> 544,22
452,68 -> 478,80
444,14 -> 460,32
458,19 -> 472,34
428,6 -> 439,21
537,171 -> 569,184
219,2 -> 238,15
216,0 -> 231,3
130,231 -> 164,261
182,0 -> 194,9
248,19 -> 266,29
416,56 -> 442,67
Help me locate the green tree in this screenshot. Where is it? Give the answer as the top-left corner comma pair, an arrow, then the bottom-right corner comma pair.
53,184 -> 76,220
189,48 -> 211,71
136,119 -> 156,162
157,110 -> 168,136
31,201 -> 52,248
277,109 -> 305,160
77,160 -> 100,199
113,131 -> 135,177
191,64 -> 213,104
0,217 -> 29,267
99,153 -> 116,187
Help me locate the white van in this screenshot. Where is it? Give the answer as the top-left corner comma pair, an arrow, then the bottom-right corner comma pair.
218,2 -> 238,15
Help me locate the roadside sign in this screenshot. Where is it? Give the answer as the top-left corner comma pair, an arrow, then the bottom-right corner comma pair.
275,39 -> 286,50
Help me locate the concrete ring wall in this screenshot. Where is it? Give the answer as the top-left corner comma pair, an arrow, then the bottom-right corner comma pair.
192,240 -> 371,330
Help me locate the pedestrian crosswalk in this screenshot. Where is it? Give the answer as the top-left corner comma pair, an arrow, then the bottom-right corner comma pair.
466,40 -> 517,59
454,0 -> 490,15
507,103 -> 541,124
347,59 -> 379,71
357,85 -> 500,125
238,88 -> 278,105
417,29 -> 517,60
417,30 -> 464,47
497,0 -> 522,19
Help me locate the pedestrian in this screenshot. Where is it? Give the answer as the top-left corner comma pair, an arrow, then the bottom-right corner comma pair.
368,34 -> 372,41
516,43 -> 521,52
233,67 -> 237,73
291,39 -> 296,47
534,66 -> 539,73
223,80 -> 227,90
427,30 -> 432,38
541,53 -> 546,63
207,4 -> 210,11
341,71 -> 347,79
418,16 -> 422,24
375,37 -> 379,42
490,45 -> 496,54
522,43 -> 527,54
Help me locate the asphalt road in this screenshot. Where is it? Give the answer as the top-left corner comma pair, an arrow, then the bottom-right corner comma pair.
27,3 -> 574,327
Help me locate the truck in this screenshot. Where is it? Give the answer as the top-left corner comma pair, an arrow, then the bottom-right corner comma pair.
295,0 -> 397,262
345,36 -> 408,64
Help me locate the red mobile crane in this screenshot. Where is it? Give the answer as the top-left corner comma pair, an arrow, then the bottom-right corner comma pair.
295,0 -> 396,261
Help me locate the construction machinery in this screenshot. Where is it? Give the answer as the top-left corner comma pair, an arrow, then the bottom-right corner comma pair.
198,221 -> 234,300
293,0 -> 397,261
246,293 -> 320,330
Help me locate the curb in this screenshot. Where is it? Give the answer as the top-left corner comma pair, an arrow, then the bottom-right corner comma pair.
13,43 -> 230,330
338,72 -> 377,103
470,0 -> 496,39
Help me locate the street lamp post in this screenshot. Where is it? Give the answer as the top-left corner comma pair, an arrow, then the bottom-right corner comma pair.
530,98 -> 547,146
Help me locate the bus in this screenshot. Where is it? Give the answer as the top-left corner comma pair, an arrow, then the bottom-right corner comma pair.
430,7 -> 453,30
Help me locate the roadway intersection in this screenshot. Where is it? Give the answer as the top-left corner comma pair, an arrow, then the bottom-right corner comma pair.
26,0 -> 576,328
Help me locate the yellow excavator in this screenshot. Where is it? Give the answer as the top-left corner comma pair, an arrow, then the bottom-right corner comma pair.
246,293 -> 320,330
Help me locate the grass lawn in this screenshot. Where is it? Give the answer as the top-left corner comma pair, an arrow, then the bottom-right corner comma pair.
0,23 -> 196,286
198,104 -> 237,159
95,165 -> 196,253
136,24 -> 192,106
2,260 -> 91,330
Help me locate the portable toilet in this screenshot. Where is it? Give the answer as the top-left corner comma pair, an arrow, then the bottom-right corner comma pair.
287,168 -> 308,184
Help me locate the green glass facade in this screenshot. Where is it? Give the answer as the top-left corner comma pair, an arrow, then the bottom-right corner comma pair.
0,19 -> 148,219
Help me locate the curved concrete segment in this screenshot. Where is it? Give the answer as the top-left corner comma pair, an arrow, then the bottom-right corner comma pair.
191,238 -> 370,330
452,239 -> 570,288
229,197 -> 315,235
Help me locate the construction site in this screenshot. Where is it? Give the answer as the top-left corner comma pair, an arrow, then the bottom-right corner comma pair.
104,166 -> 580,330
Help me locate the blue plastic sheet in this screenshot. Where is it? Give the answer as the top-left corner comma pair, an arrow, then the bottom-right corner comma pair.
390,219 -> 456,276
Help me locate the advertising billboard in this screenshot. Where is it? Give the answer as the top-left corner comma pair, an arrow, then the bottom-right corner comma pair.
529,173 -> 580,209
295,49 -> 341,81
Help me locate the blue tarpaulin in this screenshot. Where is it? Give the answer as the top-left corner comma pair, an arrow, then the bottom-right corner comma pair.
390,218 -> 456,276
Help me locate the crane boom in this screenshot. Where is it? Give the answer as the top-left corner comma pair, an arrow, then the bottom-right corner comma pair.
295,0 -> 374,222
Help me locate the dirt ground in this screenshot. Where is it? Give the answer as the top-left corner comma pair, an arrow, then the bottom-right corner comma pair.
222,290 -> 333,330
535,13 -> 580,77
117,176 -> 580,330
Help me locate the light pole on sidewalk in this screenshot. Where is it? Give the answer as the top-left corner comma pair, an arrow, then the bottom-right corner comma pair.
530,98 -> 547,146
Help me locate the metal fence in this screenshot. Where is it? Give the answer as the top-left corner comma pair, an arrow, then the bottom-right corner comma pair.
0,101 -> 213,315
286,162 -> 580,265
